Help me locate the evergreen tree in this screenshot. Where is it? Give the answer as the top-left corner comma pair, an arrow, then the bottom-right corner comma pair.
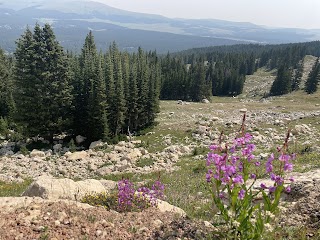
126,55 -> 139,131
0,48 -> 14,119
305,58 -> 320,94
136,47 -> 149,129
76,31 -> 110,141
14,24 -> 72,141
88,53 -> 109,140
292,60 -> 303,91
270,65 -> 292,96
109,42 -> 126,136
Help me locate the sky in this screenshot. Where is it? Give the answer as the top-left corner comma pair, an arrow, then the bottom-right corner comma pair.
94,0 -> 320,29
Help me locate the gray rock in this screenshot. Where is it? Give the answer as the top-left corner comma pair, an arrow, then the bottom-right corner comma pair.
89,140 -> 104,149
75,135 -> 86,144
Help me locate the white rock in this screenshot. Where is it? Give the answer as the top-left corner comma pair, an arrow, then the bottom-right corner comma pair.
240,108 -> 247,113
30,150 -> 45,158
157,199 -> 186,217
22,176 -> 107,200
201,99 -> 210,103
67,151 -> 87,161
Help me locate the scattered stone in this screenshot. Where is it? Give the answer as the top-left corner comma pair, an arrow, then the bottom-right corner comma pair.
30,150 -> 45,158
67,151 -> 87,161
89,140 -> 104,149
157,199 -> 186,217
75,135 -> 86,144
240,108 -> 247,113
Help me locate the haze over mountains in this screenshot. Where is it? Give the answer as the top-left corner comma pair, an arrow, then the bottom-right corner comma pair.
0,0 -> 320,53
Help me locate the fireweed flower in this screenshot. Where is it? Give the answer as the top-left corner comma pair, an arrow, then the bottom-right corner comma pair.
232,175 -> 244,185
260,183 -> 267,189
206,169 -> 213,182
206,126 -> 295,238
250,173 -> 256,179
268,186 -> 276,193
285,186 -> 291,193
238,189 -> 245,200
284,162 -> 293,171
118,179 -> 164,211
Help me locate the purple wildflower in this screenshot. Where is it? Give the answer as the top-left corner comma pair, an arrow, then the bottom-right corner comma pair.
260,183 -> 267,189
219,192 -> 225,199
232,175 -> 244,185
238,189 -> 245,200
209,145 -> 219,151
250,173 -> 256,179
285,186 -> 291,193
206,169 -> 213,182
279,153 -> 290,162
269,186 -> 276,193
284,162 -> 293,171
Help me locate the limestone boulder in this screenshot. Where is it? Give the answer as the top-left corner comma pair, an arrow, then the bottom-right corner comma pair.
22,176 -> 107,200
89,140 -> 104,149
30,149 -> 46,158
157,199 -> 186,217
67,151 -> 87,161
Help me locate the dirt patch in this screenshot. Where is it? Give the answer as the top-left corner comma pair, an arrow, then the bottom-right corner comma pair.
0,199 -> 211,239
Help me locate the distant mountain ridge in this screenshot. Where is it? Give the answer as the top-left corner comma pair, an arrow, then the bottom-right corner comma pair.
0,0 -> 320,53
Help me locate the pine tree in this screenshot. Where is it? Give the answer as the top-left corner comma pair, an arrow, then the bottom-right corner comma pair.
270,65 -> 292,96
88,53 -> 109,140
292,60 -> 303,91
76,31 -> 111,141
136,47 -> 149,129
14,24 -> 72,141
109,42 -> 126,136
305,58 -> 320,94
126,55 -> 139,131
0,48 -> 14,119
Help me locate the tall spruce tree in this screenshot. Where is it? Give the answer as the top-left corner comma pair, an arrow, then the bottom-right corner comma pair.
305,58 -> 320,94
292,60 -> 304,91
0,48 -> 14,119
14,24 -> 72,141
76,31 -> 110,141
126,55 -> 139,131
109,42 -> 126,136
270,65 -> 292,96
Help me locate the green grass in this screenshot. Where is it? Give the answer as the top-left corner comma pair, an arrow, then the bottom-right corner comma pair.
0,179 -> 32,197
135,128 -> 192,153
135,157 -> 155,168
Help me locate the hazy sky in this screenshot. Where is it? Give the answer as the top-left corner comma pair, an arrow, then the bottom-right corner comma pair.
94,0 -> 320,29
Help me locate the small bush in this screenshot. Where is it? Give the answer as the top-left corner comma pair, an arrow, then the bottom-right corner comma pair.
68,139 -> 76,152
19,145 -> 29,155
136,157 -> 155,168
81,192 -> 118,210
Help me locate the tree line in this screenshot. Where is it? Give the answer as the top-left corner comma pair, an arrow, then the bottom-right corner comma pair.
0,24 -> 160,143
161,41 -> 320,99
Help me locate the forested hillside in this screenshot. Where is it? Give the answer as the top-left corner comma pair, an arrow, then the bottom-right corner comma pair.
1,24 -> 320,143
160,41 -> 320,100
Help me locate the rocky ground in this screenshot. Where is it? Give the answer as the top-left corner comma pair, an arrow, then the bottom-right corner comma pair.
0,198 -> 211,240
